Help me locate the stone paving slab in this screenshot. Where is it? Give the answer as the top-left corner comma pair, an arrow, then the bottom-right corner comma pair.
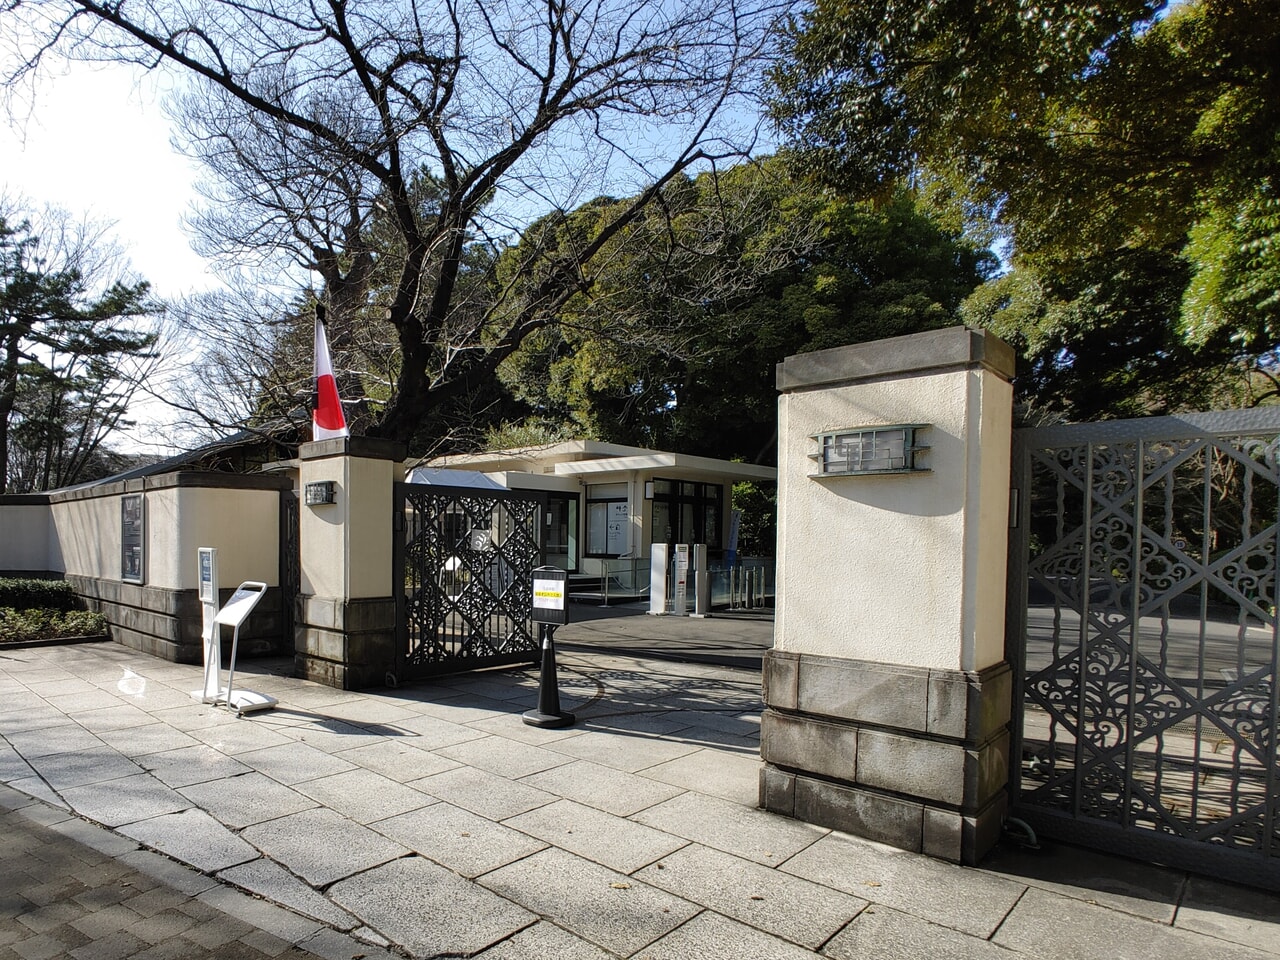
435,731 -> 577,778
60,773 -> 191,828
824,905 -> 1022,960
215,859 -> 359,930
327,855 -> 535,959
70,703 -> 156,734
293,768 -> 434,824
636,909 -> 823,960
993,885 -> 1278,960
545,726 -> 705,773
638,745 -> 761,805
137,743 -> 254,788
239,808 -> 411,887
634,843 -> 867,950
393,711 -> 492,749
479,847 -> 700,957
780,831 -> 1028,938
411,764 -> 558,820
979,840 -> 1184,924
331,738 -> 463,782
119,808 -> 258,873
505,798 -> 688,873
467,710 -> 588,746
371,801 -> 547,878
1174,875 -> 1280,953
518,758 -> 686,817
95,722 -> 200,758
633,791 -> 828,865
472,919 -> 617,959
233,742 -> 357,785
178,772 -> 317,829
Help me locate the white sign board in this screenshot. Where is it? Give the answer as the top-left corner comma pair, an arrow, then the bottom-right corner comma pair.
533,577 -> 566,611
193,548 -> 220,702
214,583 -> 267,628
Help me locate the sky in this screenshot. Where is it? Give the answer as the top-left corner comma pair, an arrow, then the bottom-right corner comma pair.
1,61 -> 219,298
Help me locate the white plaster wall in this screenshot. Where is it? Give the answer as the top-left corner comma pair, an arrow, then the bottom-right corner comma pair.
347,456 -> 394,598
50,485 -> 281,589
51,494 -> 121,581
776,367 -> 1010,672
0,504 -> 56,571
173,488 -> 280,589
299,457 -> 346,598
299,454 -> 395,600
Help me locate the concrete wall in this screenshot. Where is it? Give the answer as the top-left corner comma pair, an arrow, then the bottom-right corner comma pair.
775,363 -> 1012,672
296,438 -> 405,689
1,472 -> 292,662
0,497 -> 58,575
763,326 -> 1016,865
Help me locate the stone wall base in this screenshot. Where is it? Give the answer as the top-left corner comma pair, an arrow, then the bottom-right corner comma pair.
760,649 -> 1011,865
295,596 -> 397,690
67,575 -> 287,663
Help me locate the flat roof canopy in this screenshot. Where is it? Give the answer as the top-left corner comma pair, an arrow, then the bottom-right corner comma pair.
554,452 -> 775,483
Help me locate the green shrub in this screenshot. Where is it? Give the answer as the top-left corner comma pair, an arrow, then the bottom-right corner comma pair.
0,578 -> 79,612
0,607 -> 108,644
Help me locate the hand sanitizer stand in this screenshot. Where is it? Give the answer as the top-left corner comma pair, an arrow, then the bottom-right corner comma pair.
192,548 -> 222,703
214,582 -> 277,716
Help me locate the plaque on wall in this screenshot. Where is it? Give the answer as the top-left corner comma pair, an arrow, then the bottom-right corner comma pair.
121,494 -> 144,583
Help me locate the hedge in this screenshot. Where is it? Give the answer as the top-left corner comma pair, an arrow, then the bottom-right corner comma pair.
0,578 -> 79,612
0,608 -> 108,644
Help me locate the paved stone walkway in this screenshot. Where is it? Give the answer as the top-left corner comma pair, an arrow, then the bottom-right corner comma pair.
2,638 -> 1279,960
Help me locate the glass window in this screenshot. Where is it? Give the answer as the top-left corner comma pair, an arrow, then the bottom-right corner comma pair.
546,496 -> 578,571
649,478 -> 723,551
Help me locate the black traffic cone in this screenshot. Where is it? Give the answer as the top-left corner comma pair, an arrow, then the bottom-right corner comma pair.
523,623 -> 575,728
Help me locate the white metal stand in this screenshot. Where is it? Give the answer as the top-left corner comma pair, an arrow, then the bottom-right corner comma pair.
213,581 -> 277,716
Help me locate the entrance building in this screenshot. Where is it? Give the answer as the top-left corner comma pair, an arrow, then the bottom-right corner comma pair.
411,441 -> 776,575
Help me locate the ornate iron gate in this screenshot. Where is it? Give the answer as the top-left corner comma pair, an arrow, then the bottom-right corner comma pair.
1007,409 -> 1280,888
280,489 -> 300,651
394,483 -> 545,680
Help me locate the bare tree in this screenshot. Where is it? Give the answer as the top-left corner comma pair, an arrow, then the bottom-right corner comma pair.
5,0 -> 785,449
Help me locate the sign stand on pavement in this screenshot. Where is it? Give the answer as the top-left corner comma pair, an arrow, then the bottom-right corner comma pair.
191,547 -> 222,703
523,566 -> 575,728
214,582 -> 277,716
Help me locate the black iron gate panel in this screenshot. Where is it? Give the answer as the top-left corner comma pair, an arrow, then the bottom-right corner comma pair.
280,489 -> 300,650
394,483 -> 545,680
1007,409 -> 1280,889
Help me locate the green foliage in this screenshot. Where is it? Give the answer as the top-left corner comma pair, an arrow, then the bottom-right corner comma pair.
498,160 -> 996,461
0,607 -> 108,644
771,0 -> 1280,416
731,480 -> 777,557
0,577 -> 103,643
0,577 -> 78,612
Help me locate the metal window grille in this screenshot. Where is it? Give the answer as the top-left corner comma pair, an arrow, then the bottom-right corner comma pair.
811,425 -> 929,476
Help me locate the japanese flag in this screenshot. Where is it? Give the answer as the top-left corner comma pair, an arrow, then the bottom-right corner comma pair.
313,313 -> 349,440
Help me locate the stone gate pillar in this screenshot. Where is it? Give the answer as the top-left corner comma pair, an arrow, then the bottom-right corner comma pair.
762,326 -> 1014,864
296,437 -> 405,688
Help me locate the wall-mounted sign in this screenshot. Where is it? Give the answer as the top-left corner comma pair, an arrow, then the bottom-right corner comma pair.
810,424 -> 930,477
304,480 -> 337,505
121,494 -> 144,583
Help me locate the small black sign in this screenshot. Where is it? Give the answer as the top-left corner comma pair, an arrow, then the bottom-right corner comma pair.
121,494 -> 144,583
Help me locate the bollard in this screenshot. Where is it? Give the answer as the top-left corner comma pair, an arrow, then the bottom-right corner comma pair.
523,622 -> 575,728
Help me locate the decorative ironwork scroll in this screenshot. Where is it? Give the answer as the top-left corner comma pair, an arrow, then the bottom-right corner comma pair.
1008,409 -> 1280,889
394,483 -> 545,679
